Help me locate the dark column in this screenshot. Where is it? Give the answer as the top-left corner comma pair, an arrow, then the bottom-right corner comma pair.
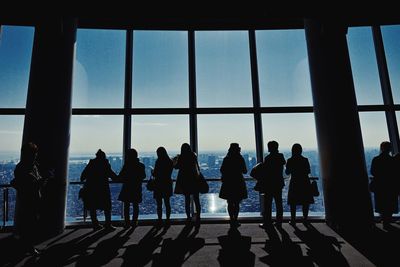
19,18 -> 77,238
304,19 -> 374,231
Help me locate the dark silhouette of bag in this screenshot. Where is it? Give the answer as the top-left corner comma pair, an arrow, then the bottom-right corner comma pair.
250,163 -> 263,191
198,172 -> 209,193
310,180 -> 319,197
146,176 -> 157,191
369,178 -> 376,193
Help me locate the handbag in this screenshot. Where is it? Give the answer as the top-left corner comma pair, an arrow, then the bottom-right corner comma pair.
369,178 -> 376,193
198,172 -> 209,193
310,180 -> 319,197
146,177 -> 157,191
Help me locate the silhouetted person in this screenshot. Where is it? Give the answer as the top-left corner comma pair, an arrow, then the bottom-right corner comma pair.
153,146 -> 173,227
219,143 -> 248,228
173,143 -> 201,225
285,143 -> 314,225
118,148 -> 146,228
80,149 -> 117,231
10,142 -> 43,256
258,141 -> 286,228
370,141 -> 397,229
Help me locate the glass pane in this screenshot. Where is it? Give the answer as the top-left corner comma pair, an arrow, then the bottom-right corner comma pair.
359,112 -> 390,173
72,29 -> 125,107
347,27 -> 383,105
132,31 -> 188,108
256,29 -> 312,107
262,113 -> 324,214
67,115 -> 123,221
0,26 -> 34,107
197,114 -> 257,178
131,115 -> 189,219
131,115 -> 189,178
0,116 -> 24,225
196,31 -> 253,107
382,25 -> 400,104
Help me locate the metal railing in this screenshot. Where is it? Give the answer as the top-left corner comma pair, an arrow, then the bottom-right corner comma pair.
1,176 -> 320,226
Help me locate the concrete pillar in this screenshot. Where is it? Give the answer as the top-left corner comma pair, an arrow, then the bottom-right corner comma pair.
18,17 -> 77,238
304,19 -> 374,231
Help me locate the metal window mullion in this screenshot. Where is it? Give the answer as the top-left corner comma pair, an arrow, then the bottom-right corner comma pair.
188,30 -> 198,217
249,30 -> 264,163
372,26 -> 400,154
124,29 -> 133,160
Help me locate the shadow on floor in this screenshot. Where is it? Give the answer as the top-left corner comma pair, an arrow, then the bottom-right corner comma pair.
217,227 -> 255,267
333,222 -> 400,267
152,223 -> 205,266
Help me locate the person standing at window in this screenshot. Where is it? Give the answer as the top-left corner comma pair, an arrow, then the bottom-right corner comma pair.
118,148 -> 146,228
258,141 -> 286,228
11,142 -> 43,256
285,143 -> 314,226
370,141 -> 397,229
219,143 -> 248,228
153,146 -> 174,227
80,149 -> 117,231
174,143 -> 201,226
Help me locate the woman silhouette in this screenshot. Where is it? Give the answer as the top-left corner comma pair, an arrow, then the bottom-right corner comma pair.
118,148 -> 146,228
153,146 -> 174,227
80,149 -> 117,230
11,142 -> 43,255
219,143 -> 248,227
174,143 -> 201,225
285,143 -> 314,225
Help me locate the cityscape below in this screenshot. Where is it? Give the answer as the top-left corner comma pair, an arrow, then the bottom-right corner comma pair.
0,148 -> 386,224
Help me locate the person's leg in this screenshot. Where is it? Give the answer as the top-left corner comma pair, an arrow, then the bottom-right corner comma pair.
275,190 -> 283,225
132,202 -> 139,227
184,194 -> 191,220
90,209 -> 101,229
302,204 -> 310,222
234,200 -> 241,227
290,204 -> 296,225
261,194 -> 273,228
227,200 -> 234,222
193,193 -> 201,225
123,202 -> 130,227
156,197 -> 163,222
164,197 -> 171,223
104,209 -> 115,230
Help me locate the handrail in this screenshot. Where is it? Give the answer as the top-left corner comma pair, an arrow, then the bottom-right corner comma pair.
1,176 -> 320,225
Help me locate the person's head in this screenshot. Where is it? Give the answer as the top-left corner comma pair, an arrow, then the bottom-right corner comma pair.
156,146 -> 169,158
95,149 -> 106,160
380,141 -> 391,154
126,148 -> 138,161
291,143 -> 303,156
267,141 -> 279,153
228,143 -> 241,155
20,142 -> 38,164
180,143 -> 192,155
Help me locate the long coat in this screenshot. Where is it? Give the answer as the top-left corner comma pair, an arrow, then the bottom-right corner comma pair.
370,153 -> 398,214
174,152 -> 199,195
286,155 -> 314,205
219,154 -> 248,201
11,162 -> 43,239
153,157 -> 173,199
118,160 -> 146,203
80,158 -> 117,210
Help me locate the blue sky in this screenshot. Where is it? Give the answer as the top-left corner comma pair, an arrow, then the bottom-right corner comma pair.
0,25 -> 398,157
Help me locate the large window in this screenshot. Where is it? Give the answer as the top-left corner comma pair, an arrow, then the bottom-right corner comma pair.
381,25 -> 400,104
256,30 -> 313,107
0,25 -> 34,225
72,29 -> 125,108
132,31 -> 189,108
347,27 -> 383,105
196,31 -> 253,107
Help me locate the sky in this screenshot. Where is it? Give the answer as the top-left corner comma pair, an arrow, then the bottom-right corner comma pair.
0,25 -> 398,157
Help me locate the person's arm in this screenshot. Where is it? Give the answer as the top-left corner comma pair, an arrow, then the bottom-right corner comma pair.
241,157 -> 247,174
285,159 -> 291,175
80,161 -> 90,182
